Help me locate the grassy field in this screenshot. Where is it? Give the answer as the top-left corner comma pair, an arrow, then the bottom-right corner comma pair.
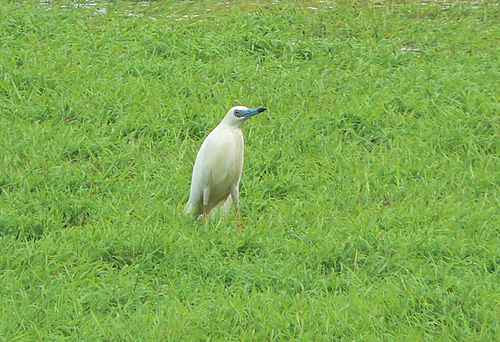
0,0 -> 498,340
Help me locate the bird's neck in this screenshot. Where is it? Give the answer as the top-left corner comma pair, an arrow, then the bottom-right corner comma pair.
219,119 -> 244,130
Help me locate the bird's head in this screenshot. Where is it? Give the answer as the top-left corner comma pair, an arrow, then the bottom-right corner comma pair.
223,106 -> 267,127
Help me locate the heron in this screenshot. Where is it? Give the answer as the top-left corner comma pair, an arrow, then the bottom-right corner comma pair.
184,105 -> 267,227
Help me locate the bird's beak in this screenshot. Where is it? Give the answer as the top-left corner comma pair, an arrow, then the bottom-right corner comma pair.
238,107 -> 267,118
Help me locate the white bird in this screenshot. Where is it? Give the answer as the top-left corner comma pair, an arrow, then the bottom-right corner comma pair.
185,105 -> 267,227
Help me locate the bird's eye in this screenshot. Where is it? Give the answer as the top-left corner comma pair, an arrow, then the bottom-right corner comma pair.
234,110 -> 240,116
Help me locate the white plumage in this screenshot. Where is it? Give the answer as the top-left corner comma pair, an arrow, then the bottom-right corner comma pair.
185,105 -> 267,226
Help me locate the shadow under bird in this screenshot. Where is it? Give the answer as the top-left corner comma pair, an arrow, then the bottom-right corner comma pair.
185,106 -> 267,227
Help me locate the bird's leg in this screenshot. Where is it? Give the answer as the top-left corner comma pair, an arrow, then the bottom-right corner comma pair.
202,187 -> 210,224
221,196 -> 232,216
230,186 -> 242,229
236,209 -> 242,229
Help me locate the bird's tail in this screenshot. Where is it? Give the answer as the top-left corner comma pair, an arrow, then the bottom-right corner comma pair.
184,200 -> 194,216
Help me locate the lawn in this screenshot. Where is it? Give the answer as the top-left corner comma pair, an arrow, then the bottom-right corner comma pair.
0,0 -> 498,340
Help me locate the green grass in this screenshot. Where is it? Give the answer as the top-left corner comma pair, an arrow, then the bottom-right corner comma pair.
0,0 -> 498,340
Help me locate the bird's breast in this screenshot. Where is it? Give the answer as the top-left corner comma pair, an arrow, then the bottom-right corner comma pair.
210,129 -> 243,182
